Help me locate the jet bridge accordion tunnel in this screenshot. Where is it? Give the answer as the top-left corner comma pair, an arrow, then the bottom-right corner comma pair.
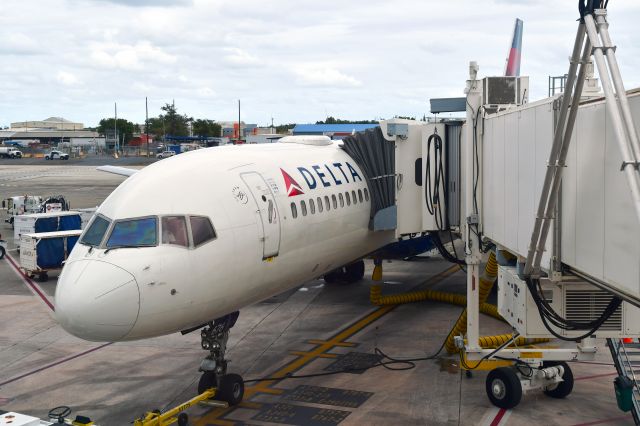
341,119 -> 463,238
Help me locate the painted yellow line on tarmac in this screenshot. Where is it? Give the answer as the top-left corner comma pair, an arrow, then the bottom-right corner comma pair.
193,265 -> 459,426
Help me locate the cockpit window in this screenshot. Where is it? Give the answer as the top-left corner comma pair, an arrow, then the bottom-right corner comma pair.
106,217 -> 157,248
80,215 -> 111,247
162,216 -> 189,247
190,216 -> 216,247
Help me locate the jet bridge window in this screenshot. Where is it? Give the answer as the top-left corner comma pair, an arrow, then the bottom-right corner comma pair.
106,217 -> 157,248
80,215 -> 110,247
190,216 -> 216,247
162,216 -> 189,247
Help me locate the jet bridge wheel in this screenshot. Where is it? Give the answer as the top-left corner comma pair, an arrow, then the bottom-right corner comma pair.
486,367 -> 522,409
542,361 -> 574,399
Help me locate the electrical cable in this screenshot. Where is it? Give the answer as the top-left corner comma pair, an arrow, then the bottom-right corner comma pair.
525,277 -> 622,341
425,131 -> 446,230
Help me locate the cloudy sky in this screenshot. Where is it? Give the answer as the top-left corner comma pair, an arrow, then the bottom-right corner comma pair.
1,0 -> 639,128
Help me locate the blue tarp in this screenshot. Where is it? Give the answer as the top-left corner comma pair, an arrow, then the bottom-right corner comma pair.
37,237 -> 65,269
67,236 -> 78,252
34,217 -> 58,233
59,215 -> 81,231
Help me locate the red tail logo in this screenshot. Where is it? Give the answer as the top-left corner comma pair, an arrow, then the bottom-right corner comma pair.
281,169 -> 304,196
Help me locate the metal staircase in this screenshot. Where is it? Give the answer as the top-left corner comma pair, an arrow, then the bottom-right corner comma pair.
523,1 -> 640,279
608,338 -> 640,423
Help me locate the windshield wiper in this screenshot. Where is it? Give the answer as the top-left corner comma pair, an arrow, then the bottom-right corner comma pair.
104,244 -> 146,253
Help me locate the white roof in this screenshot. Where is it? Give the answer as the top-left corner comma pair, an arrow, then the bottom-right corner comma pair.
23,230 -> 82,239
19,211 -> 82,219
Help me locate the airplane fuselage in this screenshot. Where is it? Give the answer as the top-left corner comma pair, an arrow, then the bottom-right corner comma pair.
55,139 -> 395,341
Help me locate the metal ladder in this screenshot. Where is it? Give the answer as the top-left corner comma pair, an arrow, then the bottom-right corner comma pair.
523,2 -> 640,277
608,338 -> 640,423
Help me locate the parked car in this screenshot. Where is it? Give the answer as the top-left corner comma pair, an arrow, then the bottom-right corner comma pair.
45,150 -> 69,160
157,150 -> 176,159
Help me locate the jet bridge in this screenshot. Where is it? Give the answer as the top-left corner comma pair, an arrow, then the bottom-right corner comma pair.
459,2 -> 640,414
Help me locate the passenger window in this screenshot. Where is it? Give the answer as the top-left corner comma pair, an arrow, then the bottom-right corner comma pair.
301,200 -> 308,216
291,202 -> 298,219
190,216 -> 216,247
106,217 -> 157,248
81,215 -> 110,247
352,190 -> 357,204
317,197 -> 323,213
309,198 -> 316,214
324,196 -> 331,211
332,194 -> 337,209
162,216 -> 189,247
345,191 -> 351,206
358,189 -> 363,203
339,193 -> 344,207
364,188 -> 370,201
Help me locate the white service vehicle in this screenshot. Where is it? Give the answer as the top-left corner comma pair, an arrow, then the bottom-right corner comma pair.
20,230 -> 82,282
2,195 -> 44,227
45,150 -> 69,160
14,211 -> 82,248
0,147 -> 23,158
156,150 -> 176,159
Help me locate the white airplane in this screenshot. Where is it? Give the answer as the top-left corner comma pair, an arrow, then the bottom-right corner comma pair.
54,135 -> 419,404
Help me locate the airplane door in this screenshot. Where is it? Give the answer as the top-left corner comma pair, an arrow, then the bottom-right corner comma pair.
240,172 -> 281,259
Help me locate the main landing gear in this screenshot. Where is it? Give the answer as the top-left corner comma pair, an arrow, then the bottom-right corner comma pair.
324,260 -> 365,284
197,311 -> 244,406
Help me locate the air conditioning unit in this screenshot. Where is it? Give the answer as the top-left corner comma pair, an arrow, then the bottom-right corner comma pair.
482,76 -> 529,111
497,266 -> 640,338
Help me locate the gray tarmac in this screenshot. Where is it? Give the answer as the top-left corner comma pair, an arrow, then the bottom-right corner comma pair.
0,163 -> 633,425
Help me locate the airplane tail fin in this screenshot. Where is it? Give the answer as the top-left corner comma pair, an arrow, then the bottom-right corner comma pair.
504,18 -> 523,77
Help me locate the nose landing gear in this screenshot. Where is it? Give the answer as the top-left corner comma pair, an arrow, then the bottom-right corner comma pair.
198,311 -> 244,406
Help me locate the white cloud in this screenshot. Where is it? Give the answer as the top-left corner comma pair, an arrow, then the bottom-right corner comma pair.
56,71 -> 80,86
89,41 -> 176,70
222,48 -> 260,67
0,32 -> 41,54
293,64 -> 362,88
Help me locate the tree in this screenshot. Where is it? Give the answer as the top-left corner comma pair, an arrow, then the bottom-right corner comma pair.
160,103 -> 191,137
275,123 -> 296,134
192,119 -> 221,138
315,116 -> 378,125
97,118 -> 136,145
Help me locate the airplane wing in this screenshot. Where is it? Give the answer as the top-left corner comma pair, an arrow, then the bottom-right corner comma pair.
96,165 -> 138,177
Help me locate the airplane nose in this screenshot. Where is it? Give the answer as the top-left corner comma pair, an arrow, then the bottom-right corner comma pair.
55,260 -> 140,342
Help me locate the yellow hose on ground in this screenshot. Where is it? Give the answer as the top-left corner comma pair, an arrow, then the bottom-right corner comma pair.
369,252 -> 550,354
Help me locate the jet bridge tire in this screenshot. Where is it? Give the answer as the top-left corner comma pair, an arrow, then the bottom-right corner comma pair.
217,373 -> 244,406
197,371 -> 217,395
542,361 -> 574,399
486,367 -> 522,409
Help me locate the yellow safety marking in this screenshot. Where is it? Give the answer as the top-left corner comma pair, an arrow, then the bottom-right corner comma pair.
290,351 -> 338,359
237,401 -> 262,409
307,340 -> 356,347
193,265 -> 459,426
520,351 -> 543,359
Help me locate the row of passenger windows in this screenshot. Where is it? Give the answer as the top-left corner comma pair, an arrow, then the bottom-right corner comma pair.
290,188 -> 369,219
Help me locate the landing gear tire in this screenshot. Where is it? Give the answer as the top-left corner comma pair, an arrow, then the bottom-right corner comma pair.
344,260 -> 365,283
217,373 -> 244,406
198,371 -> 217,395
177,412 -> 189,426
486,367 -> 522,409
324,260 -> 365,284
542,361 -> 574,399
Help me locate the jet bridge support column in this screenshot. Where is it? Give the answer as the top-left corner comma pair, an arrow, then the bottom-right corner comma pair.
464,62 -> 483,353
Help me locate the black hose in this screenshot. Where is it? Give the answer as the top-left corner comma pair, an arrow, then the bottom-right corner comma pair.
425,132 -> 447,230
